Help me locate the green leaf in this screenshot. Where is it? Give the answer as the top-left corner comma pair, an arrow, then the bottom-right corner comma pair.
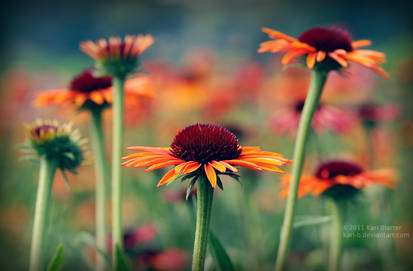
180,170 -> 200,183
47,244 -> 64,271
209,230 -> 235,271
19,156 -> 39,163
63,152 -> 75,160
186,177 -> 197,200
216,176 -> 223,191
74,232 -> 110,265
115,245 -> 131,271
219,172 -> 240,182
60,170 -> 72,190
293,216 -> 332,228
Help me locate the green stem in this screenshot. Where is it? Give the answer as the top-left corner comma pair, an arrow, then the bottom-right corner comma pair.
275,70 -> 328,271
29,158 -> 57,271
112,76 -> 125,267
192,176 -> 214,271
90,109 -> 108,271
328,199 -> 343,271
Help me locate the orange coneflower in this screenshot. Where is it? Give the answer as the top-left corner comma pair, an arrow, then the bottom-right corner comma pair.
280,160 -> 396,199
269,99 -> 358,136
34,68 -> 154,110
80,35 -> 154,77
258,26 -> 389,78
80,35 -> 154,62
122,123 -> 292,189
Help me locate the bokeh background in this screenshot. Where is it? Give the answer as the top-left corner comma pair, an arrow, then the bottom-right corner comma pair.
1,0 -> 412,270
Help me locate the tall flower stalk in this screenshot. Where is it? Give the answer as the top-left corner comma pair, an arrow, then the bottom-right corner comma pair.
258,26 -> 389,271
327,198 -> 344,271
275,70 -> 327,271
111,76 -> 125,255
81,34 -> 154,267
90,109 -> 109,271
192,175 -> 214,271
21,120 -> 87,271
29,158 -> 57,271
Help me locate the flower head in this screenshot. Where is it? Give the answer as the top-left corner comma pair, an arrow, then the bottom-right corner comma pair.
280,160 -> 396,200
122,124 -> 291,189
23,119 -> 88,172
258,26 -> 389,78
137,248 -> 188,271
358,103 -> 401,127
80,35 -> 154,77
108,224 -> 157,252
269,100 -> 357,136
34,68 -> 154,111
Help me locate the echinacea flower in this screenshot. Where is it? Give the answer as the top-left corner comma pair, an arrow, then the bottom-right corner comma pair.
122,123 -> 291,270
358,103 -> 401,126
137,248 -> 188,271
270,100 -> 357,136
108,224 -> 157,252
80,35 -> 154,77
280,160 -> 396,199
122,123 -> 292,189
34,68 -> 154,111
258,27 -> 389,78
23,119 -> 87,271
22,119 -> 88,173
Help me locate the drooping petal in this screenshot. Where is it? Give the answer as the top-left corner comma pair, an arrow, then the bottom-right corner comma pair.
204,164 -> 217,188
282,50 -> 309,65
328,52 -> 348,67
223,159 -> 262,171
306,53 -> 317,68
182,161 -> 201,174
90,92 -> 105,104
156,167 -> 182,187
219,161 -> 239,173
210,161 -> 226,173
316,51 -> 326,62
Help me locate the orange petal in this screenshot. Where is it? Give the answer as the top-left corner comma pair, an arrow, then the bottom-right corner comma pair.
219,161 -> 238,173
241,157 -> 287,167
136,157 -> 178,168
351,39 -> 372,48
306,53 -> 317,69
261,27 -> 296,42
223,159 -> 262,171
316,51 -> 326,62
312,182 -> 333,196
210,161 -> 226,173
204,164 -> 217,188
258,40 -> 291,53
74,94 -> 87,106
157,167 -> 181,187
328,52 -> 348,67
145,160 -> 185,172
90,92 -> 105,104
122,152 -> 166,160
182,161 -> 201,174
251,163 -> 285,173
282,50 -> 308,65
127,146 -> 171,154
240,146 -> 261,154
